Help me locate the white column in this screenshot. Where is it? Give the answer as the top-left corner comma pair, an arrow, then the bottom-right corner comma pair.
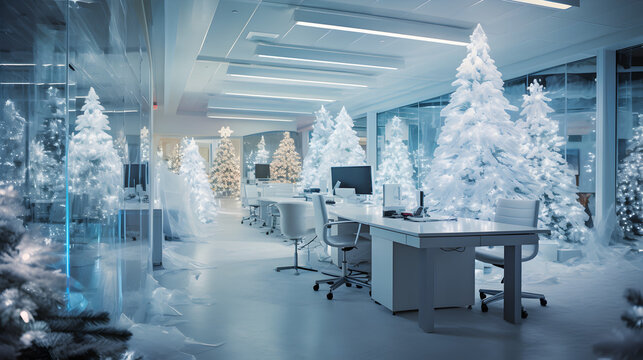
595,49 -> 617,227
367,111 -> 377,168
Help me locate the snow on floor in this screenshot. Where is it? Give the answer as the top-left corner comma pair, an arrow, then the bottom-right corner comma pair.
153,198 -> 643,360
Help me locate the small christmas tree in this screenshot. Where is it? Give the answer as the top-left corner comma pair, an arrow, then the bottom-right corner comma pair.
68,87 -> 123,218
0,186 -> 132,359
0,100 -> 27,189
209,126 -> 241,196
517,80 -> 590,244
167,143 -> 182,173
114,130 -> 129,164
617,118 -> 643,239
423,24 -> 538,220
320,106 -> 366,183
375,116 -> 417,208
255,135 -> 270,164
270,132 -> 301,183
301,105 -> 335,188
140,126 -> 150,163
179,137 -> 217,223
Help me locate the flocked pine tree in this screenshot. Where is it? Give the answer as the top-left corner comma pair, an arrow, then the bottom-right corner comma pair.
167,143 -> 182,173
255,135 -> 270,164
179,137 -> 218,223
140,125 -> 150,163
270,132 -> 301,183
320,106 -> 366,185
68,87 -> 123,218
423,24 -> 538,220
374,116 -> 417,208
29,87 -> 66,201
114,130 -> 129,164
1,100 -> 27,190
0,186 -> 132,359
209,126 -> 241,196
517,80 -> 590,244
616,117 -> 643,239
301,105 -> 335,188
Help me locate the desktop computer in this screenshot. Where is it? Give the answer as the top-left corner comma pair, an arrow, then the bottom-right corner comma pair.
255,163 -> 270,180
330,165 -> 372,198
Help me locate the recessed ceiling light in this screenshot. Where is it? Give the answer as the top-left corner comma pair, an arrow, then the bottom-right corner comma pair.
228,73 -> 367,88
224,92 -> 334,102
508,0 -> 578,9
208,106 -> 311,114
257,54 -> 397,70
0,63 -> 36,66
207,115 -> 293,122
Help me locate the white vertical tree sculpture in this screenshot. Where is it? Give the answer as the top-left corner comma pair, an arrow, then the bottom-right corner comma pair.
616,117 -> 643,239
374,116 -> 417,208
179,137 -> 217,223
68,87 -> 122,218
518,80 -> 590,244
270,132 -> 301,183
320,106 -> 366,184
1,100 -> 27,189
423,24 -> 537,221
301,105 -> 335,188
209,126 -> 241,196
140,125 -> 150,163
255,135 -> 270,164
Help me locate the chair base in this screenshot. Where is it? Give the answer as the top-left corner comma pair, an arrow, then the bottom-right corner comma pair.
479,288 -> 547,313
314,250 -> 370,299
275,265 -> 317,275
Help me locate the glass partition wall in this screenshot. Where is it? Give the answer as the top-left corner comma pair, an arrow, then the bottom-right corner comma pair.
0,0 -> 152,320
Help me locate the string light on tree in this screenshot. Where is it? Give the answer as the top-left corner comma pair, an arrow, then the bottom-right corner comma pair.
270,132 -> 302,183
210,126 -> 241,196
180,137 -> 218,222
140,126 -> 150,163
167,143 -> 182,173
616,116 -> 643,239
255,135 -> 270,164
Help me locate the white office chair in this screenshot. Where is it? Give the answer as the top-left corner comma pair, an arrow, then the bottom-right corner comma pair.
241,184 -> 260,225
274,202 -> 317,275
311,194 -> 370,300
476,199 -> 547,319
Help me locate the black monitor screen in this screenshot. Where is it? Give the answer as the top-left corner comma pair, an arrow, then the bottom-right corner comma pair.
124,163 -> 148,191
331,166 -> 373,195
255,164 -> 270,179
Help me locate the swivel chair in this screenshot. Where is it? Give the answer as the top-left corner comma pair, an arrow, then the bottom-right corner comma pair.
241,184 -> 260,225
311,194 -> 370,300
476,199 -> 547,319
274,202 -> 317,274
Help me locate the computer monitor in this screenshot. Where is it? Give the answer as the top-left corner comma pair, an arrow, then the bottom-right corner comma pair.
124,163 -> 148,191
330,165 -> 373,195
255,164 -> 270,180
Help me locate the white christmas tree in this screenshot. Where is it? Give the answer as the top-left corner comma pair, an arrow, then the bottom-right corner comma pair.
517,80 -> 590,244
68,87 -> 122,218
616,116 -> 643,239
140,126 -> 150,163
209,126 -> 241,196
114,130 -> 129,164
375,116 -> 417,208
167,143 -> 182,173
179,137 -> 217,223
320,106 -> 366,184
301,105 -> 335,188
270,132 -> 302,183
255,135 -> 270,164
0,100 -> 27,189
423,24 -> 538,221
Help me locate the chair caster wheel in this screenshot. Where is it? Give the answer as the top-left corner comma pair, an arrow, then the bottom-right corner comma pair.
521,309 -> 528,319
356,285 -> 362,289
326,292 -> 333,300
481,303 -> 488,313
313,284 -> 319,291
479,292 -> 486,300
326,281 -> 333,285
468,305 -> 472,310
346,283 -> 352,287
392,312 -> 396,316
241,221 -> 244,224
275,269 -> 280,272
266,232 -> 270,235
540,298 -> 547,307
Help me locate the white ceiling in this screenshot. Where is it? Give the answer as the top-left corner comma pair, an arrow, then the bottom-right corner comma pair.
152,0 -> 643,136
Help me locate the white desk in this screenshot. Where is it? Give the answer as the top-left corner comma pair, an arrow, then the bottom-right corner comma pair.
328,203 -> 549,333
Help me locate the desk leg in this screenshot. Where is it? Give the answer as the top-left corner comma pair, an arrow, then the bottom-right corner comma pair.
504,244 -> 522,324
418,248 -> 436,332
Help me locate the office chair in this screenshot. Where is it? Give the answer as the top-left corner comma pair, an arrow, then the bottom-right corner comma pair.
274,202 -> 317,274
266,203 -> 280,235
311,194 -> 370,300
241,184 -> 260,225
476,199 -> 547,319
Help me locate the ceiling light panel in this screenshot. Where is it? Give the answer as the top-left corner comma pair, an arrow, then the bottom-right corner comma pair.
208,97 -> 316,114
507,0 -> 579,9
206,113 -> 294,122
255,43 -> 404,70
293,9 -> 470,47
226,64 -> 371,88
224,92 -> 334,102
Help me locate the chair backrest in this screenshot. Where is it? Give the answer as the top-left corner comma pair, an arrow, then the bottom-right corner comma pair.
494,199 -> 540,261
312,194 -> 330,245
245,184 -> 258,200
276,202 -> 310,239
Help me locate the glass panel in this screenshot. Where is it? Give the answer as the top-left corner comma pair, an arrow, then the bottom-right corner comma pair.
376,103 -> 419,185
242,131 -> 301,180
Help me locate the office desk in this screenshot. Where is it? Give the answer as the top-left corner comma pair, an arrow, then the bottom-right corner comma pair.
328,203 -> 549,333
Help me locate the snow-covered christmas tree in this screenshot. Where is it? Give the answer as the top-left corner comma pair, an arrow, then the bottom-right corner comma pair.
375,116 -> 417,208
1,100 -> 27,189
114,130 -> 129,164
301,105 -> 335,188
167,143 -> 182,173
140,126 -> 150,163
270,132 -> 301,183
617,116 -> 643,239
209,126 -> 241,196
179,137 -> 217,223
423,24 -> 538,220
68,87 -> 122,218
320,106 -> 366,185
255,135 -> 270,164
517,79 -> 590,244
29,87 -> 66,200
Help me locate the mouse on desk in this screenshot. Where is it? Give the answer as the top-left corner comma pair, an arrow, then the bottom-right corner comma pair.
325,200 -> 336,205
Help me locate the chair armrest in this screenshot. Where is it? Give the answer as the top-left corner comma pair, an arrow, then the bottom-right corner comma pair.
324,220 -> 363,246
